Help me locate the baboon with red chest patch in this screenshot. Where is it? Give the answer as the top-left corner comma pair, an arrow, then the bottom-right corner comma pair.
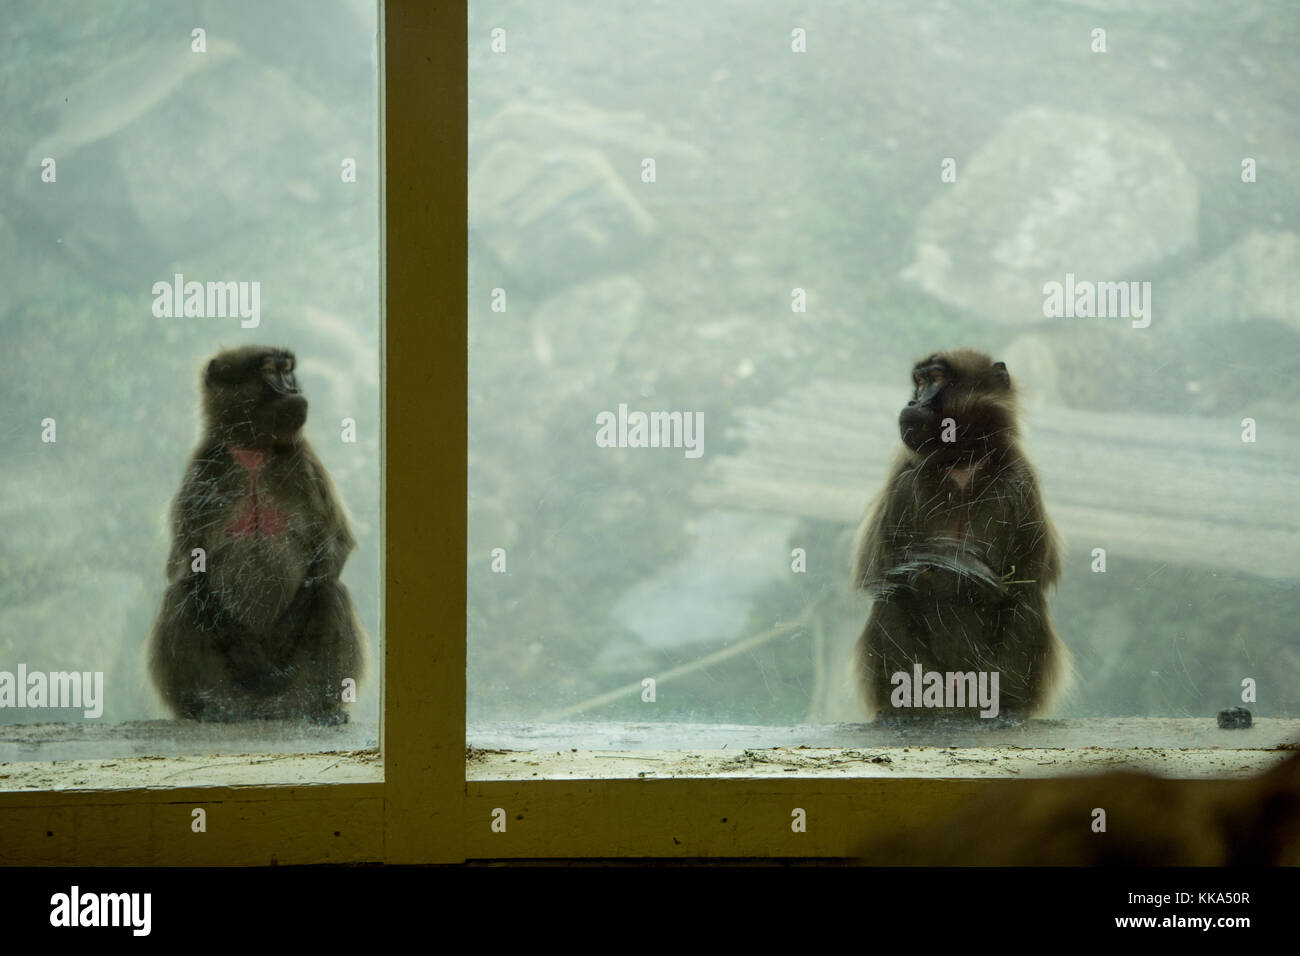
147,346 -> 363,722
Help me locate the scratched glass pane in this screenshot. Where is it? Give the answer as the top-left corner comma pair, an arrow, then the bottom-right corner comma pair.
467,0 -> 1300,747
0,1 -> 381,760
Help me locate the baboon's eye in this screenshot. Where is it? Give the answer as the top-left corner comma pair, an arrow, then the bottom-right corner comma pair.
282,357 -> 294,374
262,362 -> 277,378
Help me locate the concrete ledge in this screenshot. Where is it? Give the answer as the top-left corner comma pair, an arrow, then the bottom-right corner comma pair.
0,719 -> 380,791
468,717 -> 1299,780
1,718 -> 1292,790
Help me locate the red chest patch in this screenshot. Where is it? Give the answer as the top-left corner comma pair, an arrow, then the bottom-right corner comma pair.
946,461 -> 983,538
225,445 -> 289,539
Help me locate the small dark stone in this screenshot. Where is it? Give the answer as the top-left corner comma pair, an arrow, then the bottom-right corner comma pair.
1217,706 -> 1252,729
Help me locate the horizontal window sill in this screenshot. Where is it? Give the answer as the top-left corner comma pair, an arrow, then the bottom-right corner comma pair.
468,717 -> 1298,780
0,719 -> 379,792
1,718 -> 1291,791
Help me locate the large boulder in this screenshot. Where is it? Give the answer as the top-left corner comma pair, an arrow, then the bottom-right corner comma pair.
1166,231 -> 1300,333
468,100 -> 705,290
469,142 -> 656,289
12,40 -> 346,279
903,108 -> 1198,324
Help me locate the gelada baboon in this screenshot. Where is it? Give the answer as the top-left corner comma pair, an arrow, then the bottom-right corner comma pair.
851,349 -> 1068,720
147,346 -> 364,722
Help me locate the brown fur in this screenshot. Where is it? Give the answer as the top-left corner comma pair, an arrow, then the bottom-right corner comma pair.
857,751 -> 1300,866
852,349 -> 1068,719
147,346 -> 364,722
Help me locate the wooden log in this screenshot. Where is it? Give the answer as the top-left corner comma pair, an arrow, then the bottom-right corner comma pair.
694,383 -> 1300,580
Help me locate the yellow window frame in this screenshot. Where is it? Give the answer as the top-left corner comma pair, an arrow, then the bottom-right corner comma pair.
0,1 -> 1285,866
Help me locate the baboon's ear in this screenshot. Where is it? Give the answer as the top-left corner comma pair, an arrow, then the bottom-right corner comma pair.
992,361 -> 1011,389
205,351 -> 240,386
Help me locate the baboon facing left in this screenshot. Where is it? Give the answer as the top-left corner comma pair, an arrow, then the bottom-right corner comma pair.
147,346 -> 364,722
851,349 -> 1068,720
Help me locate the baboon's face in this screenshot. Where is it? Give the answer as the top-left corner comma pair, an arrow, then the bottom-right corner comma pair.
203,346 -> 307,447
899,351 -> 1013,460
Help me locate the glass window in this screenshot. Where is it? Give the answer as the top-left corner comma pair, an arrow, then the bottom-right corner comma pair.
467,1 -> 1300,745
0,0 -> 382,760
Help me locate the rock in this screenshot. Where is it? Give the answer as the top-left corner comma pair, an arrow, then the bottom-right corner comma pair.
467,99 -> 705,289
1166,231 -> 1300,333
1217,706 -> 1252,729
1001,230 -> 1300,414
529,275 -> 644,396
119,58 -> 338,253
471,100 -> 704,163
609,509 -> 799,652
903,108 -> 1198,324
1000,325 -> 1161,412
19,40 -> 225,174
469,141 -> 656,289
12,41 -> 345,276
